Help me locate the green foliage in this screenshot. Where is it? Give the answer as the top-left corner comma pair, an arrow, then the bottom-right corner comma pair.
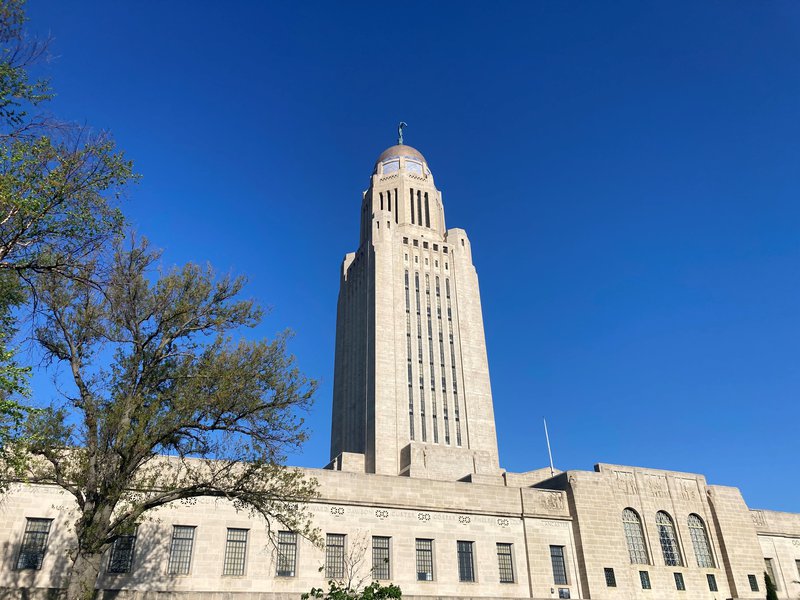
765,570 -> 778,600
302,581 -> 402,600
0,0 -> 135,480
27,238 -> 318,599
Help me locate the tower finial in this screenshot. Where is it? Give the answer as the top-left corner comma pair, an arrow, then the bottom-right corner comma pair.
397,121 -> 407,145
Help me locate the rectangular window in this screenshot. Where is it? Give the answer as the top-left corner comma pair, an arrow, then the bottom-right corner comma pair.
277,531 -> 297,577
674,572 -> 685,590
707,574 -> 718,592
415,538 -> 434,581
372,536 -> 390,580
223,528 -> 248,576
765,558 -> 780,589
550,545 -> 568,585
167,526 -> 195,575
796,559 -> 800,578
604,567 -> 616,587
325,533 -> 345,579
403,237 -> 408,244
640,570 -> 651,589
558,589 -> 571,599
413,239 -> 418,247
497,543 -> 514,583
423,241 -> 429,249
16,518 -> 52,570
107,530 -> 137,574
457,541 -> 475,582
748,573 -> 759,591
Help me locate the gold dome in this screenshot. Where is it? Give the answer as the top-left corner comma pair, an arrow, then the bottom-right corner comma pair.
376,144 -> 426,165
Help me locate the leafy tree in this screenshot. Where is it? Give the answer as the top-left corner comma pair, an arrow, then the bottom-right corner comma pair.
25,239 -> 318,599
302,581 -> 402,600
0,0 -> 134,471
765,570 -> 778,600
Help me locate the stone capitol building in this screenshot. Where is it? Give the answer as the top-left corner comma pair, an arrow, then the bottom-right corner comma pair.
1,140 -> 799,599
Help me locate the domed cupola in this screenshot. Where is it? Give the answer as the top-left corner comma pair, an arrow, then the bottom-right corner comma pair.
374,144 -> 430,177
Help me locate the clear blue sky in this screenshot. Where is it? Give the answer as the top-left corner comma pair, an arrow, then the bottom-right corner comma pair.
26,1 -> 800,511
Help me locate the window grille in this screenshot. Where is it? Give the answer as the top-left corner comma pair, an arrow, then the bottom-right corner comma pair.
707,574 -> 718,592
622,508 -> 649,564
325,534 -> 345,579
223,528 -> 248,576
687,514 -> 714,567
639,570 -> 651,589
604,567 -> 616,587
16,518 -> 52,570
415,539 -> 433,581
497,543 -> 514,583
372,536 -> 390,580
656,511 -> 683,566
550,545 -> 567,585
276,531 -> 297,577
108,530 -> 137,573
674,572 -> 685,590
167,526 -> 195,575
457,541 -> 475,582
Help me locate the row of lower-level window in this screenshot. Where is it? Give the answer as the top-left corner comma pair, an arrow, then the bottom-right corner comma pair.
609,569 -> 719,592
17,518 -> 777,594
15,519 -> 529,584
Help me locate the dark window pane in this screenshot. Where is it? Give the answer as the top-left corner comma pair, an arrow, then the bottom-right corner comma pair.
748,574 -> 759,591
325,534 -> 345,579
550,545 -> 568,585
16,518 -> 52,570
223,528 -> 248,576
604,567 -> 616,587
457,541 -> 474,582
372,536 -> 390,580
415,539 -> 433,581
707,574 -> 718,592
656,511 -> 683,566
640,570 -> 651,590
276,531 -> 297,577
167,526 -> 195,575
674,572 -> 685,590
108,532 -> 137,574
497,543 -> 514,583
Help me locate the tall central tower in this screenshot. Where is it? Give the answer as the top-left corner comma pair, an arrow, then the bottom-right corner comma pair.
331,141 -> 501,481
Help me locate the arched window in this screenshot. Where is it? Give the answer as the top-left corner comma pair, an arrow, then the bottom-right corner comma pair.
656,511 -> 683,566
622,508 -> 649,564
688,514 -> 715,567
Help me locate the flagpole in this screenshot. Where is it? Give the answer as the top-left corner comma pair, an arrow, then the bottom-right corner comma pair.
544,417 -> 555,477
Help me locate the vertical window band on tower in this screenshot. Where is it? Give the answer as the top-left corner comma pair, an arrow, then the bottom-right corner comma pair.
424,192 -> 430,227
414,272 -> 426,442
417,190 -> 423,225
445,278 -> 462,446
405,270 -> 414,440
410,189 -> 415,224
425,274 -> 438,443
435,276 -> 450,444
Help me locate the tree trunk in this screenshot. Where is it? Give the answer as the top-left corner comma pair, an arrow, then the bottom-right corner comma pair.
66,550 -> 102,600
